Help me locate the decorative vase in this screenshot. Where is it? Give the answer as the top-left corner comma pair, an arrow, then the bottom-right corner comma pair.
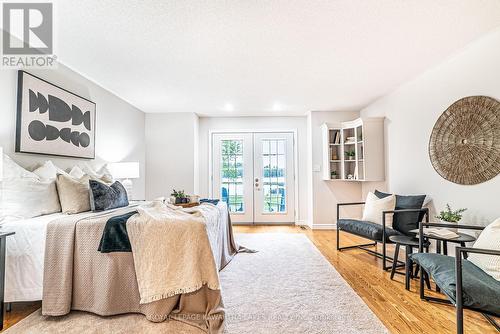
440,219 -> 459,233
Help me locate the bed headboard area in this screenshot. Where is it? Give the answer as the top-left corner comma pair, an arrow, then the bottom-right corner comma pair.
0,66 -> 146,201
0,153 -> 115,221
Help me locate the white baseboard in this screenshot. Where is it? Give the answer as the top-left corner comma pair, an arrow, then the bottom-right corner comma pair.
312,224 -> 337,230
295,220 -> 309,227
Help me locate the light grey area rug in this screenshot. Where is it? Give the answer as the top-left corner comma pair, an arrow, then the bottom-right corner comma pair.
220,233 -> 387,334
6,233 -> 387,334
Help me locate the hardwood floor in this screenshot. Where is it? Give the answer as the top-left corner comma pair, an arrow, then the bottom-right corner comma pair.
235,225 -> 498,334
2,226 -> 497,333
2,301 -> 40,331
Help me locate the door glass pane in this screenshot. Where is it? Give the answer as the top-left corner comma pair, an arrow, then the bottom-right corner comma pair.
262,139 -> 286,213
221,140 -> 244,213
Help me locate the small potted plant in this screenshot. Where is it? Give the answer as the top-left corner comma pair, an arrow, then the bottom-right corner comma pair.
170,190 -> 178,204
170,189 -> 189,204
345,150 -> 356,160
331,170 -> 338,179
436,204 -> 467,231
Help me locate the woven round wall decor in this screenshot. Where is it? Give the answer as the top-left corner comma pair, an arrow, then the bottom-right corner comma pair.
428,96 -> 500,185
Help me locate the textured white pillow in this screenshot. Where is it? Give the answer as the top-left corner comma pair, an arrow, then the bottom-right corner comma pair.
1,155 -> 61,221
2,178 -> 62,221
82,163 -> 114,184
32,161 -> 58,180
468,218 -> 500,281
2,154 -> 38,179
362,192 -> 396,227
69,166 -> 85,179
32,160 -> 69,180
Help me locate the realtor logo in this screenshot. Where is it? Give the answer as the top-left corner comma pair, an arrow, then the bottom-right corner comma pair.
2,2 -> 56,68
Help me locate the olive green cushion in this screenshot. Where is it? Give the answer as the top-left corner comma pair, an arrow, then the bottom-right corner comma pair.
411,253 -> 500,316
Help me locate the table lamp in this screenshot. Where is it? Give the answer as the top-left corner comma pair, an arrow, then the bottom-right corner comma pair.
108,162 -> 139,199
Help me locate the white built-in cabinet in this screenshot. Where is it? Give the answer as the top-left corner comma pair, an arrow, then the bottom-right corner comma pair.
321,117 -> 385,181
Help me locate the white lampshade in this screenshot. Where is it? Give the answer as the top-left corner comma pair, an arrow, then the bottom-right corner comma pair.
108,162 -> 140,179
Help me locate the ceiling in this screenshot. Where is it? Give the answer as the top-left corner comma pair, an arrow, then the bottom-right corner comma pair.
53,0 -> 500,116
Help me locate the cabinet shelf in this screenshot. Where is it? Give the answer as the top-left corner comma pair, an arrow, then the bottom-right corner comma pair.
321,118 -> 385,182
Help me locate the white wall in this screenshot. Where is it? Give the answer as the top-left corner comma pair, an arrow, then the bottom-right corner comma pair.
307,111 -> 363,228
198,116 -> 309,223
145,112 -> 199,199
361,29 -> 500,225
0,66 -> 146,199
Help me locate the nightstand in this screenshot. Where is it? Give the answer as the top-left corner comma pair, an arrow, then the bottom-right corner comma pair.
0,231 -> 15,331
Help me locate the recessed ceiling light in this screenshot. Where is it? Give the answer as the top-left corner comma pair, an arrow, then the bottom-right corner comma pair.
223,103 -> 234,112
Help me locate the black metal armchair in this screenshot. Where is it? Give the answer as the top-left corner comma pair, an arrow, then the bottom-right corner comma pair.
413,222 -> 500,334
336,201 -> 429,270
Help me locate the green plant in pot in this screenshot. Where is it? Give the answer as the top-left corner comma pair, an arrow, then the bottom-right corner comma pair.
436,204 -> 467,231
171,189 -> 189,204
345,150 -> 355,160
331,170 -> 338,179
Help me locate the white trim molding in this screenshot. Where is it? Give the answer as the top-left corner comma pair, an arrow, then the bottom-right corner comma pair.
312,223 -> 337,230
295,220 -> 309,227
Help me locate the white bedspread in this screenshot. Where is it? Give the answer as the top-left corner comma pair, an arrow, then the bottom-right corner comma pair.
3,213 -> 61,302
2,204 -> 142,302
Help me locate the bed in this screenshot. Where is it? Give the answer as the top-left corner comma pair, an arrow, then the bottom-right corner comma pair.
4,201 -> 240,333
4,211 -> 86,302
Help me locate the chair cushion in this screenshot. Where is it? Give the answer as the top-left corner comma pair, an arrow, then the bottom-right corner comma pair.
362,192 -> 396,227
375,190 -> 426,235
411,253 -> 500,316
337,219 -> 403,242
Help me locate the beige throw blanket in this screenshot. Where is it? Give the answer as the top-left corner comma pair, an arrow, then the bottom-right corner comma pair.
128,202 -> 220,304
42,202 -> 240,333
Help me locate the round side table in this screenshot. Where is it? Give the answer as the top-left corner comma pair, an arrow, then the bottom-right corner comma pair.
388,235 -> 430,291
408,229 -> 477,257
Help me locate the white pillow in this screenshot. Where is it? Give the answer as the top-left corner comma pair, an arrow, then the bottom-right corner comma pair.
362,192 -> 396,227
2,154 -> 37,179
468,218 -> 500,281
2,178 -> 61,221
1,155 -> 61,221
32,160 -> 59,180
82,163 -> 113,183
69,166 -> 85,179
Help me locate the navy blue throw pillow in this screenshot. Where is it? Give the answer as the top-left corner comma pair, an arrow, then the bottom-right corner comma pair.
89,180 -> 129,212
374,190 -> 426,235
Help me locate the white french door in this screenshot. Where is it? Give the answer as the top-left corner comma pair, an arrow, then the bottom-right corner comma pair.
212,132 -> 295,224
212,133 -> 254,223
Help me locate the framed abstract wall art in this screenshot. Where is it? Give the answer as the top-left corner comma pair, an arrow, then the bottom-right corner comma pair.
16,71 -> 96,159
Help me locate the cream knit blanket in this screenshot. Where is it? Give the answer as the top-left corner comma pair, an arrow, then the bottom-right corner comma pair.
127,202 -> 221,304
